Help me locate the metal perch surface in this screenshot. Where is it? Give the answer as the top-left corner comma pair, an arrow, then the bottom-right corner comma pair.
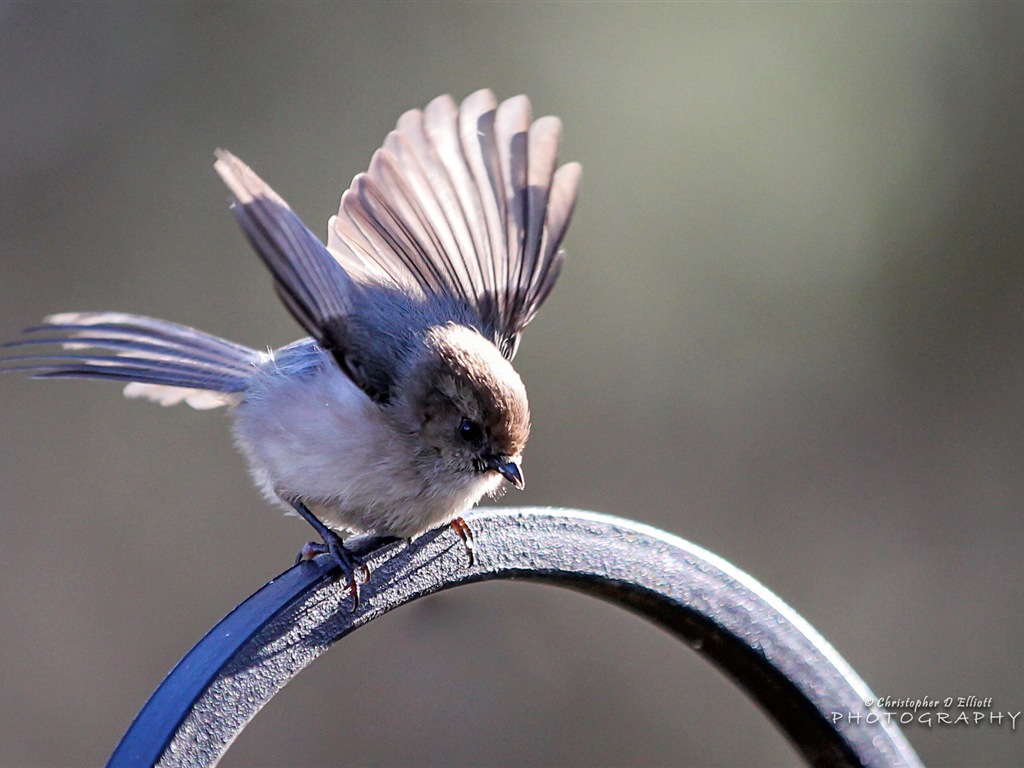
107,507 -> 922,768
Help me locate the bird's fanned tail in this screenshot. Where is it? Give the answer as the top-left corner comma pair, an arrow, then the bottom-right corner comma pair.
0,312 -> 261,409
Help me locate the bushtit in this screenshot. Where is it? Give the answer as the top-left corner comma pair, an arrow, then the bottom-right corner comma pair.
2,90 -> 580,599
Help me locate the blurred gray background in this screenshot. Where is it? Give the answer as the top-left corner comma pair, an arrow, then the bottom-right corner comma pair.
1,2 -> 1022,766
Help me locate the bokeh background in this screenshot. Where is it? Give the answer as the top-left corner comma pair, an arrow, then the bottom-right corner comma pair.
2,3 -> 1022,766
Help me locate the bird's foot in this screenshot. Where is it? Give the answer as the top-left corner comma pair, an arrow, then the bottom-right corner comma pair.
450,516 -> 475,567
295,530 -> 369,610
289,499 -> 370,610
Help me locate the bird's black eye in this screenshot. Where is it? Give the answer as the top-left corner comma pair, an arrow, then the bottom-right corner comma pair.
458,417 -> 483,442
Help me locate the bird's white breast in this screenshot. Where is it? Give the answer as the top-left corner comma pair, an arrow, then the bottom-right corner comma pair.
230,347 -> 499,538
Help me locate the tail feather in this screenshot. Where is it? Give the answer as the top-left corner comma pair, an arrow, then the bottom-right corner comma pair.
0,312 -> 262,409
39,312 -> 258,364
5,333 -> 246,368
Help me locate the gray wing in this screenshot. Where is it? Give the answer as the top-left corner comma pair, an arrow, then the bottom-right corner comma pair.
214,151 -> 395,401
327,90 -> 582,359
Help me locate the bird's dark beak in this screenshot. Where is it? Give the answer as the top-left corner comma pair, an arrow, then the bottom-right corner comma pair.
488,457 -> 524,489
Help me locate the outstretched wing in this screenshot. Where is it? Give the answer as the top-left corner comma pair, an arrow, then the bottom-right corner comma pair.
214,92 -> 580,399
327,89 -> 582,359
214,151 -> 395,401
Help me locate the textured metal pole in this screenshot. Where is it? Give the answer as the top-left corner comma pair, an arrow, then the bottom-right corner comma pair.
107,507 -> 922,768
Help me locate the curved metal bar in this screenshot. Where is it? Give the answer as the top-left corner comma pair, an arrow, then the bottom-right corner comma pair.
106,508 -> 922,768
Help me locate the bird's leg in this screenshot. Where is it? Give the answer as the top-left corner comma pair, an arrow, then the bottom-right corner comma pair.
449,516 -> 475,567
290,499 -> 368,609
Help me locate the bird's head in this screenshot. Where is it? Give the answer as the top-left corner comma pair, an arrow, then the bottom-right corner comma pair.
403,324 -> 529,491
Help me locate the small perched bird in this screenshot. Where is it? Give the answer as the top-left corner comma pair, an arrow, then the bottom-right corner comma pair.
2,90 -> 581,596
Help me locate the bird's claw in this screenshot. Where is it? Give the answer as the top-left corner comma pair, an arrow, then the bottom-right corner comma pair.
450,516 -> 476,567
295,540 -> 326,563
295,532 -> 369,611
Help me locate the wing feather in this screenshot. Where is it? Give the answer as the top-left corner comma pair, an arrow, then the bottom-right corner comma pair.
422,95 -> 489,301
328,89 -> 580,358
213,150 -> 388,398
458,89 -> 505,321
494,96 -> 530,336
215,91 -> 579,389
